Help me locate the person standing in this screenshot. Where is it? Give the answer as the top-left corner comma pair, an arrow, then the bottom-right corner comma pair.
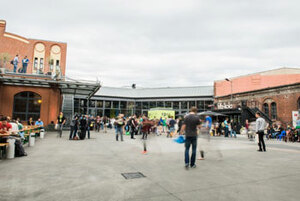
79,115 -> 87,140
180,107 -> 201,169
96,116 -> 101,132
69,115 -> 78,140
56,112 -> 66,138
102,116 -> 108,133
115,114 -> 125,141
224,118 -> 229,137
13,54 -> 19,73
167,116 -> 176,138
256,112 -> 266,152
129,115 -> 137,139
21,56 -> 29,73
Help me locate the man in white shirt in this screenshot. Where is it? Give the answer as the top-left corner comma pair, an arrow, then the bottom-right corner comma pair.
255,112 -> 266,152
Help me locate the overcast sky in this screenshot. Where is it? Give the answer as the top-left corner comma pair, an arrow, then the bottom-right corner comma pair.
1,0 -> 300,87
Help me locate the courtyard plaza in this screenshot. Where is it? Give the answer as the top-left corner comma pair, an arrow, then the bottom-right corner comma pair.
0,130 -> 300,201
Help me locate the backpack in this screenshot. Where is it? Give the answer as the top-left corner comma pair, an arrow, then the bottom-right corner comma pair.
10,60 -> 14,65
15,140 -> 27,157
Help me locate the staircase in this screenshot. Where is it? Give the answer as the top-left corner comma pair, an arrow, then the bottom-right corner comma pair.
246,107 -> 272,124
61,94 -> 74,128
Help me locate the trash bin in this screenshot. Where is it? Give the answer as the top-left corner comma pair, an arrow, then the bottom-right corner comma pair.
40,131 -> 45,139
7,138 -> 16,159
29,133 -> 35,147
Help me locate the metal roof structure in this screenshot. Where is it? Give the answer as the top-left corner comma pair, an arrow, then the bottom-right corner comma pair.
96,86 -> 213,99
0,75 -> 100,99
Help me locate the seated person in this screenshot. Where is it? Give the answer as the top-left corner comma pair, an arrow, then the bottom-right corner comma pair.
35,118 -> 44,129
28,117 -> 34,126
9,119 -> 19,135
16,120 -> 25,139
0,116 -> 12,142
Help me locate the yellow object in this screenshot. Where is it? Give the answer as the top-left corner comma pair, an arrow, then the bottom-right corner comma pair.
148,109 -> 175,120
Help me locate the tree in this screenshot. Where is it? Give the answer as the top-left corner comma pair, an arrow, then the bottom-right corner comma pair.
0,52 -> 11,69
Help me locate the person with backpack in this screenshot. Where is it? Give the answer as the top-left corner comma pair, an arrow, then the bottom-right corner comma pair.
114,114 -> 125,141
12,54 -> 19,73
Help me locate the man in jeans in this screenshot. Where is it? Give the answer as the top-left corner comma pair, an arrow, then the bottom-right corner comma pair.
256,112 -> 266,152
180,107 -> 201,169
13,55 -> 19,73
56,112 -> 66,138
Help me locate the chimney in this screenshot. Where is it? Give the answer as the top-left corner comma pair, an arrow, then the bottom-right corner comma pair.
0,20 -> 6,36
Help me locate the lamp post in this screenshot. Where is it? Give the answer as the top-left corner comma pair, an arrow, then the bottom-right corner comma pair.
225,78 -> 233,102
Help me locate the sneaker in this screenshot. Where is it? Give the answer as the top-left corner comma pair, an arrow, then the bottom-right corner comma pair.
185,164 -> 189,169
191,164 -> 196,168
257,150 -> 263,152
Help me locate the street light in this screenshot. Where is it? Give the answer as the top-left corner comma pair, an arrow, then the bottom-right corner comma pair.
225,78 -> 233,102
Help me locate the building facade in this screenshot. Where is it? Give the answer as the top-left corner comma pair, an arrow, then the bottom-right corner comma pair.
73,86 -> 214,118
214,68 -> 300,126
0,20 -> 67,76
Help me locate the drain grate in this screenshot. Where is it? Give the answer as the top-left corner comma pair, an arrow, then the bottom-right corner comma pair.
121,172 -> 146,180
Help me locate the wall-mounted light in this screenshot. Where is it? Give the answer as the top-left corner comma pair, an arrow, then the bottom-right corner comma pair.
38,99 -> 42,104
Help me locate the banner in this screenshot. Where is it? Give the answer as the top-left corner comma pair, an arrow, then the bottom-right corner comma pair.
148,110 -> 175,120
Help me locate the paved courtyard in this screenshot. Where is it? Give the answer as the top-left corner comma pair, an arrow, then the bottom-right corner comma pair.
1,130 -> 300,201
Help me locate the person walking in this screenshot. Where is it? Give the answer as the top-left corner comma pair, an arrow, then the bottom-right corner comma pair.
56,112 -> 66,138
180,107 -> 201,169
256,112 -> 266,152
167,116 -> 176,138
103,116 -> 108,133
198,115 -> 212,160
79,115 -> 87,140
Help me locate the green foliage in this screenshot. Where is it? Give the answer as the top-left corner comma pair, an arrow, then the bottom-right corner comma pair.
0,52 -> 11,68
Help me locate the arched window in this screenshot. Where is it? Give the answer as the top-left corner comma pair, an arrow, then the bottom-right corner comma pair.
13,91 -> 42,121
271,102 -> 277,120
263,103 -> 269,117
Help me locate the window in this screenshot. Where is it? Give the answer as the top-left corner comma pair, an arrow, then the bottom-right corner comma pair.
197,101 -> 204,110
96,100 -> 103,108
13,91 -> 41,121
40,58 -> 44,72
120,101 -> 127,109
263,103 -> 269,117
173,102 -> 179,109
157,101 -> 164,107
50,59 -> 54,71
150,102 -> 156,108
88,100 -> 95,107
142,102 -> 149,109
135,102 -> 142,109
189,101 -> 195,108
271,102 -> 277,119
181,101 -> 188,109
204,100 -> 213,110
113,101 -> 119,108
56,60 -> 60,68
34,58 -> 38,69
105,101 -> 111,108
165,101 -> 172,108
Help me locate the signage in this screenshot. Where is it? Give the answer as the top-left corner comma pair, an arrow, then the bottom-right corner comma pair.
217,102 -> 233,110
148,110 -> 175,120
292,111 -> 299,127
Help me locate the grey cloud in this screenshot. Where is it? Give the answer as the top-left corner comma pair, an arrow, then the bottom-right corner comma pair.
1,0 -> 300,87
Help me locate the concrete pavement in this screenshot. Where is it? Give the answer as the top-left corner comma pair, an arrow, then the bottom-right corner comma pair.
0,130 -> 300,201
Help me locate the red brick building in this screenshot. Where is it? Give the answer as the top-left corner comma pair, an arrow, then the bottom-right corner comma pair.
214,68 -> 300,126
0,20 -> 100,125
0,20 -> 67,75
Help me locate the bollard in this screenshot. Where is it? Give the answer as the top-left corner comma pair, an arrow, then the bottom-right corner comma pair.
40,131 -> 45,139
29,133 -> 35,147
7,138 -> 16,159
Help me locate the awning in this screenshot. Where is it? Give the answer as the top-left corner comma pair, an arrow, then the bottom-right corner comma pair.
0,75 -> 101,99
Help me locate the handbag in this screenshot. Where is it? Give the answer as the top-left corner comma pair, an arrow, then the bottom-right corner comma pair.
173,135 -> 186,144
